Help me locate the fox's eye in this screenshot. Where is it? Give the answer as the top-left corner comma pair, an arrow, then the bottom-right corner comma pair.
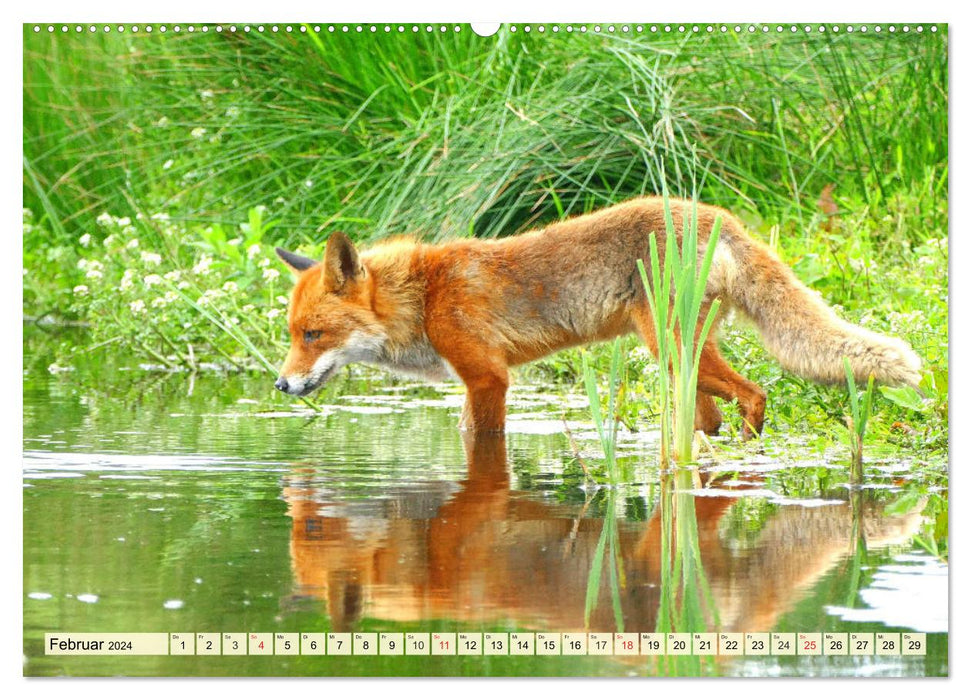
303,330 -> 322,344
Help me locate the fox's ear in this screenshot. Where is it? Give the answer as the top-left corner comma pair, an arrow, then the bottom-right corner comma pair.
275,247 -> 318,274
322,232 -> 365,291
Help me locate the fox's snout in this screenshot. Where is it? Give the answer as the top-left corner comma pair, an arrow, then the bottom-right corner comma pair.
273,370 -> 329,397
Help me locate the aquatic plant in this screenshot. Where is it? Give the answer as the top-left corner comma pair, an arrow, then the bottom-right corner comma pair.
638,193 -> 722,464
843,356 -> 876,478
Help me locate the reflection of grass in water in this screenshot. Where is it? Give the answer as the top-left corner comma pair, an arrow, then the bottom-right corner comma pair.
654,468 -> 720,676
583,490 -> 624,632
580,338 -> 626,630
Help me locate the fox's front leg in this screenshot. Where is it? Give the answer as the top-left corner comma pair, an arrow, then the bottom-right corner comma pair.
447,353 -> 510,433
458,370 -> 509,433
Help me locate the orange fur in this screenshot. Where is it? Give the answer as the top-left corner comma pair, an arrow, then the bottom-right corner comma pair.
275,197 -> 921,437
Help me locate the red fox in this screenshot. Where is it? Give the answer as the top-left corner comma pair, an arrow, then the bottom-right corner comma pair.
274,197 -> 921,438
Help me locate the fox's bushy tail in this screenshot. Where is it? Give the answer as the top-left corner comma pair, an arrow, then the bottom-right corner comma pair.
721,233 -> 921,387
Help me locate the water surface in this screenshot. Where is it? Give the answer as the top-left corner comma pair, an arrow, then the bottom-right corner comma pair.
23,331 -> 948,676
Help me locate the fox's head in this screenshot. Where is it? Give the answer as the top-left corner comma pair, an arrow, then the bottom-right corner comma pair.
273,233 -> 387,396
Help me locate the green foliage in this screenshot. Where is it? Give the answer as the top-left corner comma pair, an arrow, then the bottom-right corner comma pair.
24,26 -> 947,249
37,206 -> 296,371
581,337 -> 626,480
634,190 -> 722,463
843,356 -> 876,475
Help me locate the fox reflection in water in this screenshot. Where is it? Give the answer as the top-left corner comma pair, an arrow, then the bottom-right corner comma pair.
283,435 -> 923,633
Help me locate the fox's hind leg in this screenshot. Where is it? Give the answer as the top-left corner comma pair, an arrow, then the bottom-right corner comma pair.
696,340 -> 766,440
695,393 -> 723,435
631,307 -> 723,435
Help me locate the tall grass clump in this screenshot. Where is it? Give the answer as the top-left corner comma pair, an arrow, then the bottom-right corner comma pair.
25,26 -> 947,252
638,193 -> 722,464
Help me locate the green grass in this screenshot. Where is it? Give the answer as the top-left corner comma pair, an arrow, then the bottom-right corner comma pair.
843,356 -> 876,478
638,192 -> 722,464
25,26 -> 947,249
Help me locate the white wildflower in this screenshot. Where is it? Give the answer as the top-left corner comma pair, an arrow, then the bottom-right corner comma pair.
129,299 -> 146,315
267,308 -> 283,320
85,269 -> 103,280
150,213 -> 170,222
72,285 -> 89,297
190,127 -> 207,139
241,304 -> 255,313
200,89 -> 214,101
143,274 -> 163,287
162,159 -> 174,170
120,269 -> 135,291
78,258 -> 102,273
126,238 -> 140,250
222,281 -> 239,293
103,234 -> 117,247
79,233 -> 92,247
177,281 -> 190,290
258,257 -> 271,268
262,267 -> 280,282
304,179 -> 313,189
141,251 -> 162,266
227,237 -> 241,247
117,216 -> 131,227
247,244 -> 261,260
226,106 -> 241,118
150,291 -> 179,308
192,254 -> 213,276
155,116 -> 170,128
96,212 -> 113,226
276,295 -> 289,306
164,270 -> 181,281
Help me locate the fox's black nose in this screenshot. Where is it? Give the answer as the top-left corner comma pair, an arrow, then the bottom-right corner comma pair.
274,377 -> 289,393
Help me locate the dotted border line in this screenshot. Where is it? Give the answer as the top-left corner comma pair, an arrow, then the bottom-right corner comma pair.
30,24 -> 940,35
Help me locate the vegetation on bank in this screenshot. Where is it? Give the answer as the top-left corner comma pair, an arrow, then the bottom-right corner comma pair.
23,25 -> 948,457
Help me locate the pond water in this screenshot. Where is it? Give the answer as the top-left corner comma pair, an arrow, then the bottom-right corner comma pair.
22,331 -> 948,677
